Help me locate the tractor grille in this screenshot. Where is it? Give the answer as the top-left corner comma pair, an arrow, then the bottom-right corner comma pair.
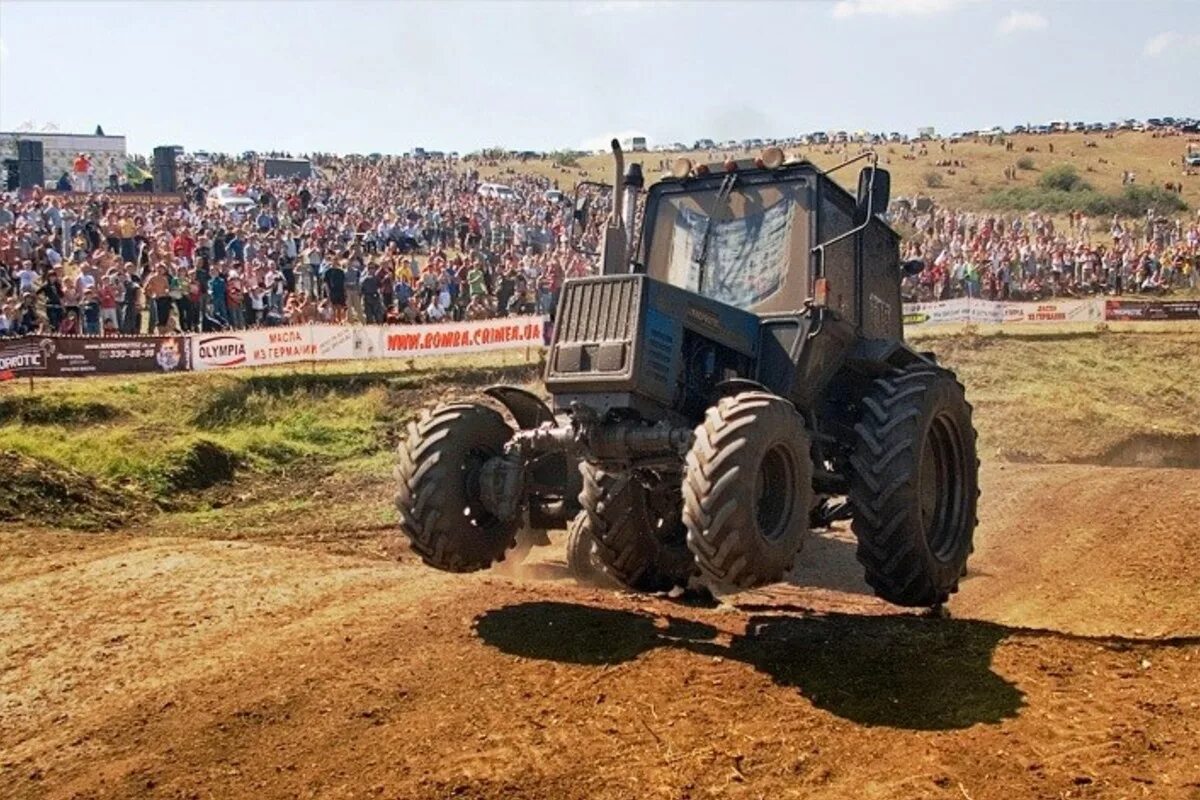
643,321 -> 674,386
548,276 -> 642,382
558,276 -> 639,344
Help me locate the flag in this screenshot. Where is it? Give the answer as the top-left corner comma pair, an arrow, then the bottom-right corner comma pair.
125,162 -> 153,184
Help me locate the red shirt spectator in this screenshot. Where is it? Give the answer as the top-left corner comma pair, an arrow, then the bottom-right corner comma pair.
172,232 -> 195,260
97,283 -> 117,310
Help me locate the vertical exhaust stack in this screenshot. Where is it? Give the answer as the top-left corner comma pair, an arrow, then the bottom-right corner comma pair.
610,138 -> 625,225
600,139 -> 629,275
622,162 -> 644,254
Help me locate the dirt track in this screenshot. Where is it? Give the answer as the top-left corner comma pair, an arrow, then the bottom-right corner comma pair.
2,461 -> 1199,800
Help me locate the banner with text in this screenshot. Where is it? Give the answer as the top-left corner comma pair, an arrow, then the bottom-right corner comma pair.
374,316 -> 546,359
189,325 -> 377,371
0,335 -> 189,376
1103,300 -> 1200,321
903,298 -> 1105,326
188,317 -> 545,371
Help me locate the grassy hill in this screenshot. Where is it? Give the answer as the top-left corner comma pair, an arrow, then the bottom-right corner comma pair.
475,131 -> 1200,216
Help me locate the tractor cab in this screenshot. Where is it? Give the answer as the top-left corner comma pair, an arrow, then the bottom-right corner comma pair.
579,143 -> 900,340
638,160 -> 817,316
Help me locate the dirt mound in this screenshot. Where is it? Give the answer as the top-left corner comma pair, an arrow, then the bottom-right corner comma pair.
162,439 -> 239,491
192,363 -> 540,429
1000,433 -> 1200,469
1092,433 -> 1200,468
0,395 -> 122,425
0,450 -> 143,530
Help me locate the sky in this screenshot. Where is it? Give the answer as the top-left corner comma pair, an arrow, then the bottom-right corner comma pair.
0,0 -> 1197,156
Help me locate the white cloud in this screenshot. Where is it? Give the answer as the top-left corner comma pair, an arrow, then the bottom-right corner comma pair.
0,38 -> 8,62
831,0 -> 967,19
1143,31 -> 1200,57
997,10 -> 1048,35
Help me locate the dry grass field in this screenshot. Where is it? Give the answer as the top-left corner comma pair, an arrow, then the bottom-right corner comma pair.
475,130 -> 1200,214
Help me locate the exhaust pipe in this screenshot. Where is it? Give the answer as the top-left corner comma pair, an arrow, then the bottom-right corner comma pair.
599,139 -> 629,275
622,163 -> 643,252
610,138 -> 625,224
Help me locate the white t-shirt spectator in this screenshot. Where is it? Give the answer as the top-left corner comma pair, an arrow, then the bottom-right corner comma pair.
75,271 -> 96,295
17,267 -> 38,293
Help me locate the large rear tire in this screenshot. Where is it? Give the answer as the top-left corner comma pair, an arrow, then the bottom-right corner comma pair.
579,465 -> 694,592
849,367 -> 979,607
682,391 -> 813,589
394,403 -> 518,572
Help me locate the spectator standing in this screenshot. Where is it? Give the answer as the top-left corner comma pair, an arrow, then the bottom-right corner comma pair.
97,273 -> 120,333
324,259 -> 347,322
144,266 -> 170,333
344,258 -> 362,322
209,266 -> 228,326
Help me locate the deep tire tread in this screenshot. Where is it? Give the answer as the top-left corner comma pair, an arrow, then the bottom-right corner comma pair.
682,391 -> 813,590
579,466 -> 692,592
394,403 -> 518,572
848,368 -> 980,607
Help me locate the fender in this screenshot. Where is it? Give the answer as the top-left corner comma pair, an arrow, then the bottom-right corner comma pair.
483,385 -> 554,430
713,378 -> 769,399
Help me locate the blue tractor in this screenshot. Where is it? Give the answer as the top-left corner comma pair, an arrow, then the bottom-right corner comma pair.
395,141 -> 979,607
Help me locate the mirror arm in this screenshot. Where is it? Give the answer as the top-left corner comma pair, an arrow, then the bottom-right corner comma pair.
811,152 -> 879,266
822,149 -> 875,178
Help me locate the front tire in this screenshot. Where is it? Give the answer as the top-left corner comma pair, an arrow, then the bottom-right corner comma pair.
394,403 -> 518,572
849,368 -> 979,607
580,465 -> 694,592
683,391 -> 813,589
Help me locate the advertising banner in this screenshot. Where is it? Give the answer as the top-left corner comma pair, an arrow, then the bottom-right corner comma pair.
1006,299 -> 1104,323
902,298 -> 1105,326
189,317 -> 544,371
310,324 -> 374,362
902,298 -> 970,326
375,316 -> 546,359
0,335 -> 188,376
0,337 -> 50,375
1104,300 -> 1200,321
191,327 -> 319,371
7,300 -> 1190,381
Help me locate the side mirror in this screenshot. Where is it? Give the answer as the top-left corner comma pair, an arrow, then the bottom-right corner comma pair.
573,195 -> 591,227
855,166 -> 890,225
570,181 -> 612,255
902,258 -> 925,277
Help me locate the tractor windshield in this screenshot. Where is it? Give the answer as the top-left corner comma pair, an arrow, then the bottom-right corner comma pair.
641,176 -> 813,314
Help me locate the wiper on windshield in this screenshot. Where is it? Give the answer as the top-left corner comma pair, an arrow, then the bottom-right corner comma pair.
693,173 -> 739,295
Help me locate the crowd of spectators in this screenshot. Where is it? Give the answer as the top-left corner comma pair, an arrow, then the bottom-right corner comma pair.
0,156 -> 601,336
1,149 -> 1198,337
893,206 -> 1199,302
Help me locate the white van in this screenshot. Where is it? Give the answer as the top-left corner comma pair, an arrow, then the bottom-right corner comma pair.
477,183 -> 522,202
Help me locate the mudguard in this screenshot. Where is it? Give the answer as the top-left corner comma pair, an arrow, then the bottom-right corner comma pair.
714,378 -> 770,398
483,386 -> 554,429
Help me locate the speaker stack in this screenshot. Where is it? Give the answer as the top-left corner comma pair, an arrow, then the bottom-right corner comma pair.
152,146 -> 178,193
17,139 -> 44,190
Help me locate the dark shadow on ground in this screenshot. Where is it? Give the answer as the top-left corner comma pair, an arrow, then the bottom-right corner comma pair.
474,601 -> 1024,730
